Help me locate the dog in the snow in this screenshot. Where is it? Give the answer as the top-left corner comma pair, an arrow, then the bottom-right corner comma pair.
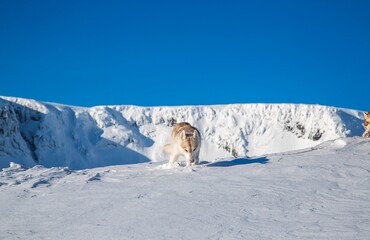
163,122 -> 201,167
363,111 -> 370,138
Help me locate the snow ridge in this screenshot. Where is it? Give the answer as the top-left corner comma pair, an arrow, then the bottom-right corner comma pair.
0,96 -> 364,169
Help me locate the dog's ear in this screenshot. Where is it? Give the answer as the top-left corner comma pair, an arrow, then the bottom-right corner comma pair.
365,112 -> 369,119
192,130 -> 197,139
180,130 -> 186,139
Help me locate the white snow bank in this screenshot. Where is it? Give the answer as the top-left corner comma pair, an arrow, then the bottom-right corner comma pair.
0,96 -> 365,169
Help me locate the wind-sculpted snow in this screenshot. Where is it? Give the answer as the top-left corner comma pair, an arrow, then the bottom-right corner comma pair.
0,96 -> 365,169
1,138 -> 369,239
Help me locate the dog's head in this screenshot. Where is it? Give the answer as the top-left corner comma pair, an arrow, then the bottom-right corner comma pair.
179,130 -> 199,163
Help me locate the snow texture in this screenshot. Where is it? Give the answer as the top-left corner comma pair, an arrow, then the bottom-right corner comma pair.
0,138 -> 369,239
0,96 -> 369,239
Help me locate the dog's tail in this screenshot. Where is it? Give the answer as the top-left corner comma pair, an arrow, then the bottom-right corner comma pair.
163,144 -> 172,155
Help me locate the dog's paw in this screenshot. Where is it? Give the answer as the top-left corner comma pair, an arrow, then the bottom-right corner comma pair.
171,162 -> 180,167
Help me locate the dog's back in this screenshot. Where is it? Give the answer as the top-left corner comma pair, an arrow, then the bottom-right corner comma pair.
172,122 -> 199,139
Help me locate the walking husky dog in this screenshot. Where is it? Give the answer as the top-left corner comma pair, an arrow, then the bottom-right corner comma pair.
363,111 -> 370,138
163,122 -> 201,167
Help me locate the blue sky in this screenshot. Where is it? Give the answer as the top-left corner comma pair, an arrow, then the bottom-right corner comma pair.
1,0 -> 369,110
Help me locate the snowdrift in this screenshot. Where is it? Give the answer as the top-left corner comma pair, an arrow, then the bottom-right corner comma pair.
0,96 -> 365,169
1,137 -> 370,239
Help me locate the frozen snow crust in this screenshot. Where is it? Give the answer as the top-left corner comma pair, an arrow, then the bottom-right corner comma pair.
0,96 -> 365,169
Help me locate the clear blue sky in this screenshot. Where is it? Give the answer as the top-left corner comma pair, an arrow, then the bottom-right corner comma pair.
1,0 -> 369,110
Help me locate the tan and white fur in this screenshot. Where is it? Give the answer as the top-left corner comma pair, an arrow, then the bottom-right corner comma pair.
163,122 -> 201,167
363,111 -> 370,138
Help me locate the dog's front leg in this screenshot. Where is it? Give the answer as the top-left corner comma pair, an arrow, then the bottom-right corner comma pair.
169,154 -> 180,166
193,152 -> 200,166
185,156 -> 194,167
186,161 -> 192,168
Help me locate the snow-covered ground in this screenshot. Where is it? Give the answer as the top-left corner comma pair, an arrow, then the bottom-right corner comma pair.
0,137 -> 369,239
1,96 -> 369,239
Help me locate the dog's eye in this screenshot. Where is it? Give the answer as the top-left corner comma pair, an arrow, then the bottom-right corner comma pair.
193,148 -> 196,151
184,148 -> 188,152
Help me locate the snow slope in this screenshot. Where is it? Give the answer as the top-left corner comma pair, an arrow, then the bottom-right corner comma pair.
0,96 -> 365,169
1,96 -> 369,239
0,137 -> 369,239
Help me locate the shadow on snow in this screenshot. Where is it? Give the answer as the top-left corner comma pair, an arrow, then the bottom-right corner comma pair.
0,98 -> 151,170
206,157 -> 268,167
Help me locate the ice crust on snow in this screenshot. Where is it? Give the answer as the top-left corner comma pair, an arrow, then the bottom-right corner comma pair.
0,96 -> 365,169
